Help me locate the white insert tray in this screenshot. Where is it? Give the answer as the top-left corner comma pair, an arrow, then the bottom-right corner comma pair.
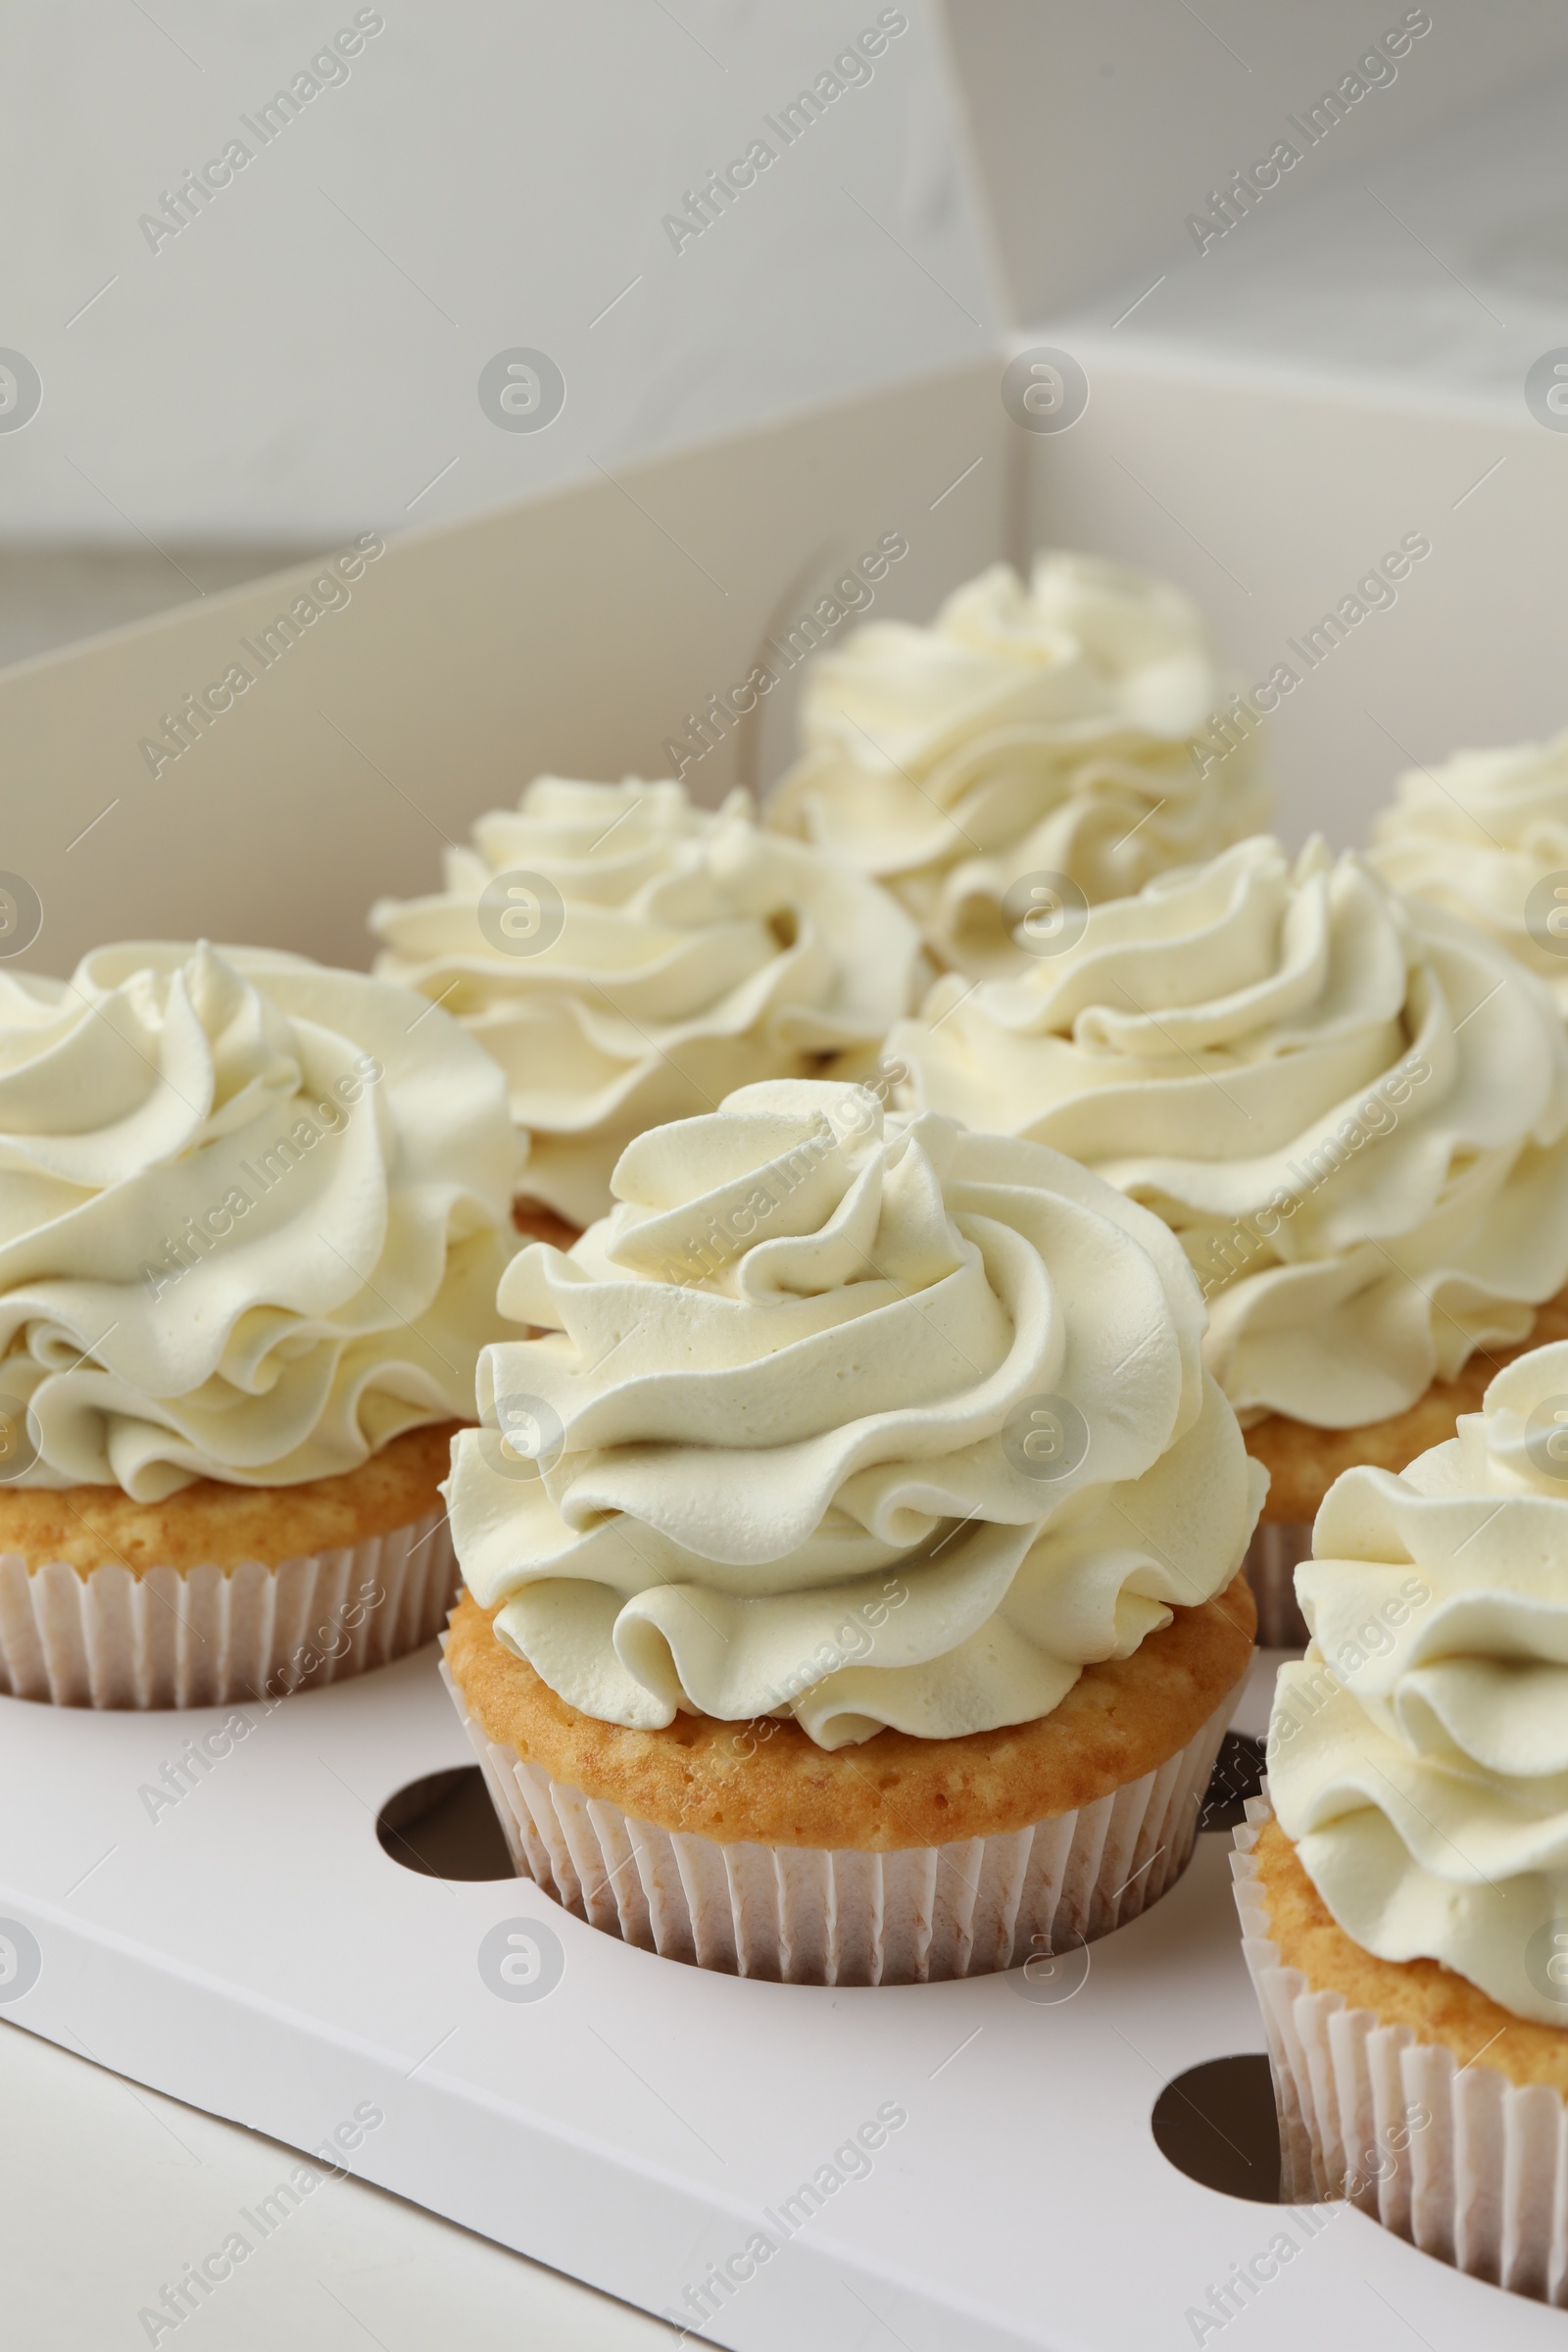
0,1645 -> 1555,2350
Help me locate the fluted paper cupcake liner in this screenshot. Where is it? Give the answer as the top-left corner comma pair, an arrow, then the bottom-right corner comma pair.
0,1508 -> 457,1709
1232,1796 -> 1568,2303
441,1652 -> 1233,1985
1242,1520 -> 1311,1649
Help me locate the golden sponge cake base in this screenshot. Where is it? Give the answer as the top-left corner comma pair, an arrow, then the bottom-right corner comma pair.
1252,1814 -> 1568,2095
0,1420 -> 460,1578
445,1568 -> 1255,1852
1245,1287 -> 1568,1525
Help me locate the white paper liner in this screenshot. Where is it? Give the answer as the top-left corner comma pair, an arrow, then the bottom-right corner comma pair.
1232,1794 -> 1568,2303
441,1650 -> 1235,1984
1242,1520 -> 1311,1649
0,1508 -> 457,1709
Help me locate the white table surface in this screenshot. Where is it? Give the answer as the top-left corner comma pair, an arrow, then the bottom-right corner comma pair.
0,2018 -> 669,2351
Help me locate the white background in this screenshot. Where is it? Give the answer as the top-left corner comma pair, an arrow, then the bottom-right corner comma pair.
0,2027 -> 664,2350
0,0 -> 998,548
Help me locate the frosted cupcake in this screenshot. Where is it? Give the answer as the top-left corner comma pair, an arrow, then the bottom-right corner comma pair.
1370,728 -> 1568,1011
368,775 -> 921,1235
441,1077 -> 1262,1984
0,943 -> 519,1707
1237,1339 -> 1568,2300
889,837 -> 1568,1642
765,551 -> 1271,976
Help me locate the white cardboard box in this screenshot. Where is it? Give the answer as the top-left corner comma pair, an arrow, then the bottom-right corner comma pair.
9,335 -> 1568,982
2,330 -> 1564,2347
3,1643 -> 1559,2352
4,359 -> 1006,976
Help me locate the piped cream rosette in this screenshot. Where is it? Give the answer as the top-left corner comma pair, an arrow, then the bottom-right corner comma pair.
1268,1337 -> 1568,2024
1234,1341 -> 1568,2294
766,552 -> 1271,976
892,837 -> 1568,1430
446,1078 -> 1262,1749
0,943 -> 516,1494
0,941 -> 519,1705
369,776 -> 923,1228
1370,728 -> 1568,1013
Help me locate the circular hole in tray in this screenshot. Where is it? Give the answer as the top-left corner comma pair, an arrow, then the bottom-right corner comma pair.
1152,2054 -> 1284,2203
376,1766 -> 516,1882
1198,1732 -> 1266,1834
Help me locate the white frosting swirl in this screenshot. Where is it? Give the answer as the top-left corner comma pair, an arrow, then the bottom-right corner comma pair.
891,837 -> 1568,1429
1270,1339 -> 1568,2026
446,1078 -> 1262,1749
0,943 -> 519,1500
370,776 -> 922,1228
1370,729 -> 1568,1012
766,552 -> 1272,976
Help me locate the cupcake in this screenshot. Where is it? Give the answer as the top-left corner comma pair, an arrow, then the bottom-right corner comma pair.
765,551 -> 1272,977
368,775 -> 922,1237
0,942 -> 519,1707
889,836 -> 1568,1644
440,1077 -> 1262,1984
1370,728 -> 1568,1010
1237,1338 -> 1568,2300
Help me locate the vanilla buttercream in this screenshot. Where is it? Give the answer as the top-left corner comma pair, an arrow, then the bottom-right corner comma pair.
1270,1337 -> 1568,2027
0,942 -> 518,1499
766,552 -> 1271,974
370,776 -> 923,1226
892,836 -> 1568,1428
1370,729 -> 1568,1012
446,1077 -> 1262,1748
